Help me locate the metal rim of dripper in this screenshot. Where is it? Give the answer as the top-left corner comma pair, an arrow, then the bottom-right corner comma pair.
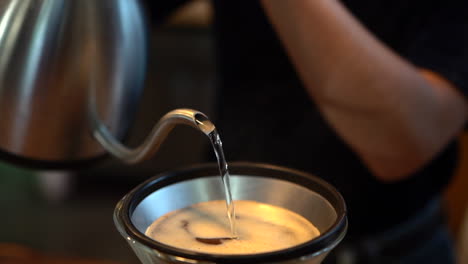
114,162 -> 348,264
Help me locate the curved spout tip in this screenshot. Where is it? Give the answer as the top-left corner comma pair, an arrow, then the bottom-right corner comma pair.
194,112 -> 216,135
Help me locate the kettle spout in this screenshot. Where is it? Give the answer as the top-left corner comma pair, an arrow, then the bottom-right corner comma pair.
91,108 -> 215,164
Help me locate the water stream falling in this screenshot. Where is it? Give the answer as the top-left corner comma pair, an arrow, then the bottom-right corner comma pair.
195,115 -> 237,238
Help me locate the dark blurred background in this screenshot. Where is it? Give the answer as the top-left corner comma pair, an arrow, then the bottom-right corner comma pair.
0,1 -> 467,263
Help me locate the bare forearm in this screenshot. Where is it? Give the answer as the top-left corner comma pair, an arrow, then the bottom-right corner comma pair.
260,0 -> 467,181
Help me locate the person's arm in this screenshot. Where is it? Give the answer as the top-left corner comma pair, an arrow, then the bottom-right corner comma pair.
260,0 -> 468,182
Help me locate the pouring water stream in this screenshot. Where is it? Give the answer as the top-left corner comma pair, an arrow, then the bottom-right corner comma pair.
91,108 -> 237,237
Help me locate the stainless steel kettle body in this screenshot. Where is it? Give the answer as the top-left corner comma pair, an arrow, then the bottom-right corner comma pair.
0,0 -> 147,166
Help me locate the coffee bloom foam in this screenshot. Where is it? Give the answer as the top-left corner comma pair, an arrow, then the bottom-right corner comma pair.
145,200 -> 320,255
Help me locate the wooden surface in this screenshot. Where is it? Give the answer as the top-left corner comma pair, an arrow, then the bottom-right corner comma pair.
460,208 -> 468,263
0,243 -> 121,264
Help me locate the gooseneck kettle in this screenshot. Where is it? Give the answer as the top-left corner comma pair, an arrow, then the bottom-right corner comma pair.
0,0 -> 211,168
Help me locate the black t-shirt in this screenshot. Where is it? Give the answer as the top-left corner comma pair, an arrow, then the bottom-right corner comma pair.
143,0 -> 468,237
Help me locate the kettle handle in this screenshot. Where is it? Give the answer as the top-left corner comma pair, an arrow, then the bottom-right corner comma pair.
90,107 -> 215,164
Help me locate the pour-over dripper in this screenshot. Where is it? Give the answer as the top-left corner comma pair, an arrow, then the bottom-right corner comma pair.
114,163 -> 348,264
